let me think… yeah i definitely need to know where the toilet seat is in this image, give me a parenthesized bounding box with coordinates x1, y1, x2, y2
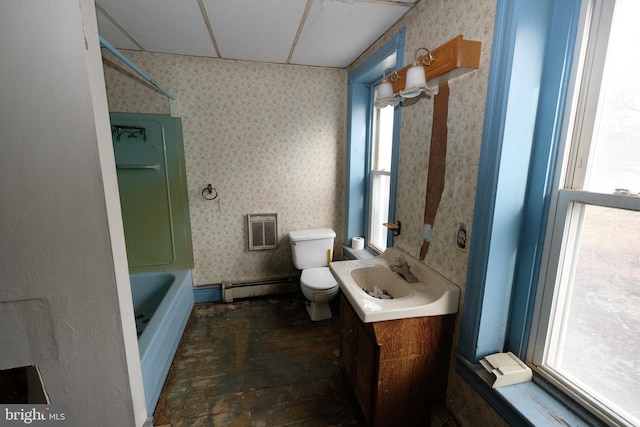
(300, 267, 337, 290)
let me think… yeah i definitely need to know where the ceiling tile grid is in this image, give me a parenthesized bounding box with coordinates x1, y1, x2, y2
(290, 0, 413, 67)
(97, 0, 418, 68)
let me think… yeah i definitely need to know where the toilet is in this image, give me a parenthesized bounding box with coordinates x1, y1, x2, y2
(288, 228, 339, 321)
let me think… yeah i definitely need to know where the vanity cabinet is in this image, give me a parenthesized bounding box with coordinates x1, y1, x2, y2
(340, 294, 455, 427)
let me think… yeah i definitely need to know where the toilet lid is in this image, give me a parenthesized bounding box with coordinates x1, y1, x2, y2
(301, 267, 337, 290)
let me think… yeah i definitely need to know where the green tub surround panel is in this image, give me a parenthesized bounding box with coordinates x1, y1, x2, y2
(110, 113, 193, 273)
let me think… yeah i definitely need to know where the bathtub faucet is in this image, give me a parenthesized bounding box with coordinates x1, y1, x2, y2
(390, 256, 419, 283)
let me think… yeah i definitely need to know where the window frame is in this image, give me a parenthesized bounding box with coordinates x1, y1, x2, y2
(528, 0, 640, 420)
(532, 189, 640, 347)
(367, 103, 395, 253)
(346, 30, 404, 253)
(455, 0, 607, 424)
(526, 0, 640, 424)
(367, 169, 391, 252)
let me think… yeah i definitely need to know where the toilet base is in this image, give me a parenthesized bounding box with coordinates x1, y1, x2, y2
(305, 300, 332, 321)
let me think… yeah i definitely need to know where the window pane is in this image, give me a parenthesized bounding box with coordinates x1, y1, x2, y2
(372, 105, 394, 172)
(585, 0, 640, 194)
(549, 205, 640, 425)
(369, 172, 390, 252)
(368, 90, 394, 251)
(533, 0, 640, 424)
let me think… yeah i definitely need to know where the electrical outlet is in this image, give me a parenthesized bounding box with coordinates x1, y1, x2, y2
(456, 224, 467, 250)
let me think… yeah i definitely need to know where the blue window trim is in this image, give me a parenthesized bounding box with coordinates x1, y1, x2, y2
(455, 0, 605, 425)
(346, 29, 405, 248)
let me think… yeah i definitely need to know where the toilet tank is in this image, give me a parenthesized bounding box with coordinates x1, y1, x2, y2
(289, 228, 336, 269)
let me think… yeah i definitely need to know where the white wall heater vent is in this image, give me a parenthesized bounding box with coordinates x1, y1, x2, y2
(247, 213, 278, 250)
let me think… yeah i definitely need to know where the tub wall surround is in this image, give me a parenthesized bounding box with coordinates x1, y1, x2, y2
(103, 52, 347, 287)
(111, 113, 194, 273)
(350, 0, 507, 425)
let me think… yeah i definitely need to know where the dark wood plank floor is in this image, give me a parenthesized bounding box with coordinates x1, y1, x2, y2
(153, 293, 365, 427)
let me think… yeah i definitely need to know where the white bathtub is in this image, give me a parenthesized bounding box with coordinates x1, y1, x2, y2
(130, 270, 194, 414)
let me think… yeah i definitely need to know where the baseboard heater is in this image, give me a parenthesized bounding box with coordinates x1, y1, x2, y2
(222, 276, 298, 302)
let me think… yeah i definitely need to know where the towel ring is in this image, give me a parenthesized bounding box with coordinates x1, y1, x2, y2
(201, 184, 218, 201)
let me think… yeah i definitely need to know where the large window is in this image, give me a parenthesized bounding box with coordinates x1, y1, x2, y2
(458, 0, 638, 425)
(367, 102, 394, 252)
(345, 30, 404, 253)
(529, 0, 640, 424)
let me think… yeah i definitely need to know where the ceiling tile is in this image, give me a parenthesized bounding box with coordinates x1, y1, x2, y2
(97, 0, 217, 57)
(202, 0, 307, 64)
(290, 0, 411, 68)
(96, 9, 139, 51)
(96, 0, 419, 68)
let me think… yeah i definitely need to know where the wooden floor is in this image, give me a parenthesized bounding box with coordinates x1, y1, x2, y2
(154, 293, 365, 427)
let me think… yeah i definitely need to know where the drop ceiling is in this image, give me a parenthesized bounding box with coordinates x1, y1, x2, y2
(96, 0, 419, 69)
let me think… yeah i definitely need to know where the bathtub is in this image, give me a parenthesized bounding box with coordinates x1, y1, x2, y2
(130, 270, 194, 415)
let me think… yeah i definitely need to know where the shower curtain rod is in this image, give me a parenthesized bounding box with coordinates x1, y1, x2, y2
(99, 36, 176, 101)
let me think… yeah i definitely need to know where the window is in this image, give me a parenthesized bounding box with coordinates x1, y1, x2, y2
(346, 30, 404, 253)
(457, 0, 635, 425)
(529, 0, 640, 424)
(367, 101, 394, 252)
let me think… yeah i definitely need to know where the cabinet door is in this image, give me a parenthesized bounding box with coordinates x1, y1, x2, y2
(340, 296, 356, 382)
(353, 323, 377, 424)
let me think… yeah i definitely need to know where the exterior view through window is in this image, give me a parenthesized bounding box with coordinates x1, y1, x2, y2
(368, 95, 394, 253)
(531, 0, 640, 425)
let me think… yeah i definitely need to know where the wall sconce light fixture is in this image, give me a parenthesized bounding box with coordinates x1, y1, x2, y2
(372, 35, 482, 109)
(399, 48, 438, 99)
(374, 68, 401, 108)
(374, 48, 438, 108)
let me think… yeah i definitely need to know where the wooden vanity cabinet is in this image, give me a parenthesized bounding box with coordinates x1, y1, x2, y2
(340, 294, 455, 427)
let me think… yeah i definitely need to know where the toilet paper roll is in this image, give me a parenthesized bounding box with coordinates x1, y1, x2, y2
(351, 237, 365, 250)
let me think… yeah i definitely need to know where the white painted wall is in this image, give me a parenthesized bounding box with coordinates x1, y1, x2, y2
(0, 0, 146, 425)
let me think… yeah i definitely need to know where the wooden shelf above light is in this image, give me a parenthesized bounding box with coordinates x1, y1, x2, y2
(391, 35, 481, 94)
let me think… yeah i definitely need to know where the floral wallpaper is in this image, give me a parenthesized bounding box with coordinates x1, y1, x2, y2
(353, 0, 496, 291)
(352, 0, 506, 425)
(103, 51, 347, 286)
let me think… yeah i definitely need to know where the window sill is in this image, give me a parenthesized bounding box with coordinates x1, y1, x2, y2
(342, 245, 378, 261)
(455, 353, 603, 426)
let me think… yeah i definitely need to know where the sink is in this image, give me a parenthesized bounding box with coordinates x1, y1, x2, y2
(330, 247, 460, 323)
(350, 266, 413, 299)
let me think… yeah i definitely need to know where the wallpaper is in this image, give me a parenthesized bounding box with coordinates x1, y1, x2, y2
(103, 51, 347, 286)
(351, 0, 505, 425)
(352, 0, 496, 291)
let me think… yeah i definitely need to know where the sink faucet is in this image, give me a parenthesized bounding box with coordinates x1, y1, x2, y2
(390, 256, 419, 282)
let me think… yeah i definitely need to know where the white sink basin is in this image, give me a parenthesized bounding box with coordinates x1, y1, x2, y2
(350, 266, 413, 299)
(330, 247, 460, 323)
